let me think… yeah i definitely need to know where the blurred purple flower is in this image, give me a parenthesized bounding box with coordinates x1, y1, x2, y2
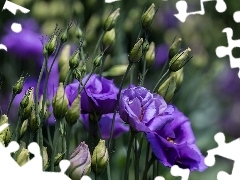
(80, 74, 119, 114)
(156, 8, 178, 29)
(154, 44, 169, 68)
(82, 113, 129, 139)
(119, 86, 174, 132)
(1, 18, 43, 60)
(146, 106, 207, 171)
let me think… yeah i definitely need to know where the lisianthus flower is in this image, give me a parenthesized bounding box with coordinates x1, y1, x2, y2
(1, 18, 43, 60)
(82, 113, 129, 139)
(146, 106, 207, 171)
(80, 74, 119, 114)
(119, 86, 174, 132)
(154, 44, 169, 68)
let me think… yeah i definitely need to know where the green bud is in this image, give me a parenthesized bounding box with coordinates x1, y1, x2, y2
(169, 48, 191, 72)
(45, 34, 58, 56)
(157, 75, 177, 103)
(102, 64, 128, 77)
(0, 115, 10, 145)
(16, 145, 29, 166)
(170, 68, 184, 92)
(76, 26, 83, 39)
(65, 95, 80, 126)
(43, 146, 48, 169)
(145, 42, 155, 68)
(61, 20, 75, 43)
(128, 38, 144, 63)
(103, 8, 120, 31)
(59, 65, 70, 83)
(102, 28, 116, 54)
(73, 68, 82, 82)
(19, 119, 28, 140)
(29, 109, 39, 132)
(143, 39, 149, 52)
(52, 83, 69, 120)
(38, 95, 48, 121)
(169, 38, 182, 60)
(141, 3, 156, 29)
(58, 45, 71, 70)
(91, 139, 109, 174)
(69, 50, 81, 70)
(93, 54, 103, 67)
(13, 76, 25, 95)
(20, 87, 34, 120)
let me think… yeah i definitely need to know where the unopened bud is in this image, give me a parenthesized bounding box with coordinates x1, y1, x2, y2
(29, 109, 39, 132)
(169, 48, 191, 72)
(76, 26, 83, 39)
(61, 20, 75, 43)
(141, 3, 156, 29)
(128, 38, 144, 63)
(13, 76, 25, 95)
(65, 95, 80, 126)
(45, 34, 58, 56)
(54, 153, 64, 166)
(20, 87, 34, 120)
(43, 147, 48, 169)
(102, 28, 116, 54)
(104, 8, 120, 31)
(19, 119, 28, 140)
(69, 142, 91, 180)
(69, 50, 81, 70)
(93, 54, 103, 67)
(91, 139, 109, 174)
(170, 68, 184, 92)
(169, 38, 182, 60)
(52, 83, 69, 120)
(145, 42, 155, 68)
(58, 45, 71, 70)
(16, 144, 29, 166)
(0, 115, 10, 145)
(157, 75, 177, 103)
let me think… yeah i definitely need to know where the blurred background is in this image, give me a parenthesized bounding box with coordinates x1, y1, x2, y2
(0, 0, 240, 179)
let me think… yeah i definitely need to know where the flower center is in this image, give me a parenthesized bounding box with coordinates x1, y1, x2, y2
(167, 137, 177, 144)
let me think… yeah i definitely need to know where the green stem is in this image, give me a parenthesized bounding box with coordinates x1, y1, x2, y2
(124, 131, 135, 180)
(108, 63, 133, 150)
(13, 113, 23, 142)
(107, 163, 112, 180)
(78, 66, 96, 94)
(92, 31, 104, 60)
(142, 156, 155, 180)
(64, 69, 73, 87)
(152, 69, 170, 93)
(134, 135, 139, 180)
(6, 94, 16, 116)
(29, 132, 34, 145)
(66, 124, 72, 159)
(51, 120, 60, 171)
(47, 124, 53, 150)
(99, 54, 106, 77)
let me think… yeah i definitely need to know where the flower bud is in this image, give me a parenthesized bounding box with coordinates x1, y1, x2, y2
(128, 38, 144, 63)
(141, 3, 156, 29)
(69, 142, 91, 180)
(19, 119, 28, 140)
(169, 38, 182, 60)
(143, 39, 149, 52)
(103, 8, 120, 31)
(52, 83, 69, 120)
(20, 87, 34, 120)
(45, 34, 58, 56)
(91, 139, 109, 174)
(169, 48, 191, 72)
(61, 20, 75, 43)
(145, 42, 155, 68)
(76, 26, 83, 39)
(69, 50, 81, 70)
(16, 144, 29, 166)
(170, 68, 184, 92)
(157, 75, 177, 103)
(12, 76, 25, 95)
(73, 69, 83, 82)
(38, 95, 48, 121)
(58, 45, 71, 70)
(43, 147, 48, 169)
(102, 64, 128, 77)
(29, 109, 39, 133)
(93, 54, 103, 68)
(65, 95, 81, 126)
(102, 28, 116, 54)
(0, 115, 10, 145)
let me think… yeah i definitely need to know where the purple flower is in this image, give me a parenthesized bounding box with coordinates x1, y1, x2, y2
(154, 44, 169, 68)
(80, 74, 119, 114)
(1, 18, 43, 60)
(82, 113, 129, 139)
(146, 106, 207, 171)
(119, 86, 174, 132)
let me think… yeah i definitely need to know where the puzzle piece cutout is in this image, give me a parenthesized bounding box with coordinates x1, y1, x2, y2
(0, 1, 30, 51)
(215, 11, 240, 78)
(154, 165, 190, 180)
(174, 0, 227, 22)
(205, 132, 240, 180)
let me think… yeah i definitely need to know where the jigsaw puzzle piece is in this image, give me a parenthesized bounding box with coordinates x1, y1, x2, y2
(154, 176, 165, 180)
(170, 165, 190, 180)
(233, 11, 240, 23)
